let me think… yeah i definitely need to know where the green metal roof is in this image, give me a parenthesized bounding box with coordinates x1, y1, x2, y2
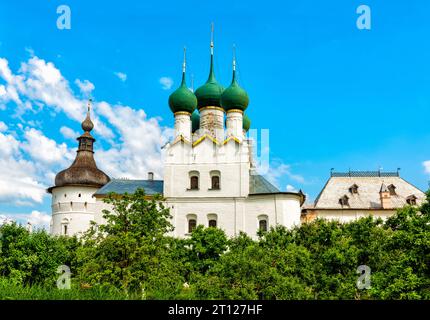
(95, 179, 164, 196)
(249, 174, 279, 194)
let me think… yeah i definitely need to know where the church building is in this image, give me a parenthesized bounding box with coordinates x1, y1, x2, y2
(48, 34, 305, 238)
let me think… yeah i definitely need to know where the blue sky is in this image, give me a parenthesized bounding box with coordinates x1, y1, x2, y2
(1, 0, 430, 226)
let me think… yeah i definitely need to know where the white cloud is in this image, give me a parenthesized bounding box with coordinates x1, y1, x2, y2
(75, 79, 95, 94)
(22, 128, 73, 165)
(286, 184, 298, 192)
(60, 126, 79, 140)
(0, 54, 173, 209)
(114, 72, 127, 82)
(423, 160, 430, 174)
(263, 160, 305, 190)
(0, 121, 7, 132)
(159, 77, 173, 90)
(0, 210, 51, 230)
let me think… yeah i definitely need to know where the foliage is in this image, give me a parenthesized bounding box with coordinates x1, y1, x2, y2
(0, 188, 429, 300)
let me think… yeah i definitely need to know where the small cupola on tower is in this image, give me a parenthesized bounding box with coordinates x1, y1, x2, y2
(168, 47, 197, 141)
(48, 100, 110, 191)
(194, 23, 225, 139)
(379, 182, 391, 209)
(222, 46, 249, 139)
(243, 114, 251, 133)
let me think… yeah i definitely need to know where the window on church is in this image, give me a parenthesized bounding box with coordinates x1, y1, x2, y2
(259, 219, 267, 232)
(190, 176, 199, 190)
(208, 219, 217, 228)
(188, 219, 197, 233)
(211, 176, 220, 189)
(63, 225, 68, 236)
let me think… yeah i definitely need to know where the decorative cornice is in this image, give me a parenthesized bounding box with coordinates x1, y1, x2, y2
(226, 109, 244, 114)
(192, 134, 220, 147)
(172, 135, 191, 145)
(223, 136, 241, 145)
(199, 106, 225, 113)
(174, 111, 191, 117)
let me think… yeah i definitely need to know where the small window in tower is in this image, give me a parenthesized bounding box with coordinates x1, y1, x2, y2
(406, 195, 417, 206)
(63, 225, 68, 236)
(259, 219, 268, 232)
(190, 176, 199, 190)
(387, 184, 396, 196)
(84, 202, 87, 210)
(64, 194, 67, 198)
(339, 195, 349, 206)
(78, 193, 81, 198)
(188, 219, 197, 233)
(349, 184, 359, 194)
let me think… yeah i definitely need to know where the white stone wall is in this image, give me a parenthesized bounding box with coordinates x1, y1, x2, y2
(174, 112, 191, 141)
(226, 110, 243, 140)
(311, 209, 395, 223)
(50, 186, 99, 236)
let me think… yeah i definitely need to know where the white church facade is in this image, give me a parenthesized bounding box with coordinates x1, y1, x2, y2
(48, 38, 305, 238)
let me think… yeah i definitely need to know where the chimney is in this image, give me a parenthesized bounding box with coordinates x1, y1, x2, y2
(148, 172, 154, 181)
(379, 183, 391, 209)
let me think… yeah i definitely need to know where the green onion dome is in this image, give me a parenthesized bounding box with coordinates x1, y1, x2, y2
(168, 71, 197, 114)
(191, 110, 200, 133)
(221, 68, 249, 111)
(243, 114, 251, 132)
(195, 54, 224, 109)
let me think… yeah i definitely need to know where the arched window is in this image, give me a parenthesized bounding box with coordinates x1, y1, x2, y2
(210, 170, 221, 190)
(188, 219, 197, 233)
(186, 214, 197, 233)
(61, 218, 69, 236)
(190, 176, 199, 189)
(259, 219, 268, 232)
(258, 215, 268, 232)
(188, 171, 199, 190)
(207, 214, 217, 228)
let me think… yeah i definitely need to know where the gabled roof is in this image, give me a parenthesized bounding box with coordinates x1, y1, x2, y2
(249, 174, 279, 194)
(314, 171, 425, 209)
(94, 179, 163, 196)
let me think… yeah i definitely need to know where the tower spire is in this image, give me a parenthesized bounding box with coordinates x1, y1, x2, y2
(208, 23, 215, 82)
(232, 44, 237, 82)
(181, 46, 187, 86)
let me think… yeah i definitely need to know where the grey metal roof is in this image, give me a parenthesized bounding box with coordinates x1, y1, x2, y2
(331, 171, 399, 177)
(94, 179, 163, 196)
(249, 174, 280, 194)
(314, 175, 425, 209)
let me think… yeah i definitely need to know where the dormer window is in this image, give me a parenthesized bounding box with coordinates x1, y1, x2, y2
(387, 184, 396, 196)
(406, 195, 417, 206)
(339, 195, 349, 206)
(349, 184, 359, 194)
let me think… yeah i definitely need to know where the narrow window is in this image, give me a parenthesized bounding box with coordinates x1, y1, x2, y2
(259, 219, 268, 232)
(188, 219, 196, 233)
(63, 225, 68, 236)
(211, 176, 220, 190)
(78, 193, 81, 198)
(190, 176, 199, 190)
